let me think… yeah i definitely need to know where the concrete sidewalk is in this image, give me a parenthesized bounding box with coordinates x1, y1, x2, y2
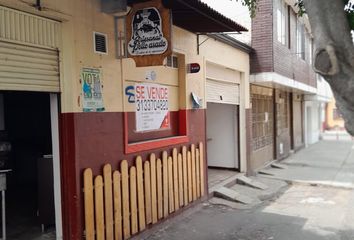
(141, 140, 354, 240)
(259, 140, 354, 188)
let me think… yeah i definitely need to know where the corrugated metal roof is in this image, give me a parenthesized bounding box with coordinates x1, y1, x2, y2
(207, 34, 253, 53)
(128, 0, 248, 33)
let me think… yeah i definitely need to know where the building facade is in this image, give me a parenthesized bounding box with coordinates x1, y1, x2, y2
(304, 75, 332, 145)
(249, 0, 318, 171)
(325, 97, 345, 131)
(0, 0, 250, 239)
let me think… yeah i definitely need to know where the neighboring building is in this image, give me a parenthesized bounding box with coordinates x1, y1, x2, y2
(304, 75, 332, 145)
(249, 0, 318, 171)
(0, 0, 250, 239)
(325, 97, 345, 130)
(200, 34, 252, 173)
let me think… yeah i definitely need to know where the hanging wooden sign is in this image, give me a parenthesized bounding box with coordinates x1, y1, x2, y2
(126, 0, 172, 67)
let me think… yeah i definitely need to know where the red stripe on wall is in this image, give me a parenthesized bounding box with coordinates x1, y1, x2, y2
(124, 110, 189, 154)
(125, 136, 189, 154)
(59, 109, 206, 240)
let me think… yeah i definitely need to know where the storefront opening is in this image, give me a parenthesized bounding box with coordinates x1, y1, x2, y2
(1, 91, 56, 239)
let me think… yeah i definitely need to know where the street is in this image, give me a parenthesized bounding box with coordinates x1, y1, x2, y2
(146, 140, 354, 240)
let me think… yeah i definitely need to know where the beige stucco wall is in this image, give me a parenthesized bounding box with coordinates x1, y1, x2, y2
(0, 0, 210, 113)
(199, 36, 250, 173)
(0, 0, 251, 172)
(326, 98, 345, 129)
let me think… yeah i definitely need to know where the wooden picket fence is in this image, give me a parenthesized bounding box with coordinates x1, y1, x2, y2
(83, 142, 205, 240)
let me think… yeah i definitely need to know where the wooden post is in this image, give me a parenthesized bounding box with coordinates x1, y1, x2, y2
(121, 160, 131, 239)
(103, 164, 114, 240)
(83, 169, 94, 240)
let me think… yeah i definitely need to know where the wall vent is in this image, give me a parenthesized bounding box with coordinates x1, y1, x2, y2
(94, 32, 108, 54)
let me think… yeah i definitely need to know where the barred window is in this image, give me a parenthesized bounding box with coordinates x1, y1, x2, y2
(252, 94, 274, 151)
(276, 92, 289, 133)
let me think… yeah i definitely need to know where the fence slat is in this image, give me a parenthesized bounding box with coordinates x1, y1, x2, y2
(178, 153, 183, 207)
(172, 148, 179, 211)
(196, 149, 201, 198)
(162, 152, 169, 217)
(144, 161, 152, 225)
(95, 175, 105, 240)
(136, 156, 146, 231)
(182, 146, 188, 206)
(103, 164, 114, 240)
(113, 171, 122, 240)
(121, 160, 131, 239)
(83, 144, 205, 240)
(187, 151, 192, 203)
(150, 154, 158, 223)
(199, 142, 205, 197)
(191, 144, 197, 201)
(130, 166, 138, 235)
(156, 158, 163, 220)
(84, 169, 94, 240)
(168, 156, 174, 213)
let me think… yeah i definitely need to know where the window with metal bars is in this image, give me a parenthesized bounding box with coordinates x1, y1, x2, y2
(276, 92, 289, 133)
(252, 94, 274, 151)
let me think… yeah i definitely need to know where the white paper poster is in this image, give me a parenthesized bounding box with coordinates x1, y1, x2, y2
(135, 83, 170, 132)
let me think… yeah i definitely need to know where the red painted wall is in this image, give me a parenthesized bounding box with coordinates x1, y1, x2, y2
(60, 109, 206, 239)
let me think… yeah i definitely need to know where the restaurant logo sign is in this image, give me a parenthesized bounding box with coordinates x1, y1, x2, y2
(128, 7, 168, 56)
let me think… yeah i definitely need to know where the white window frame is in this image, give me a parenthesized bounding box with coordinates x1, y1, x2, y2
(165, 54, 179, 69)
(93, 31, 108, 55)
(277, 0, 287, 45)
(296, 20, 305, 60)
(309, 38, 313, 64)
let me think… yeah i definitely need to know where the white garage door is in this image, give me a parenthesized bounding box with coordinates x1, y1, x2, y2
(206, 62, 240, 105)
(0, 6, 60, 92)
(206, 79, 239, 105)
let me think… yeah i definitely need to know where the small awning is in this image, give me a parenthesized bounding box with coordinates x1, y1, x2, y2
(128, 0, 248, 33)
(162, 0, 248, 33)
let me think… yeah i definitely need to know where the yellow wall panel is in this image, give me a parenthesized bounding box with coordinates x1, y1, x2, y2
(0, 0, 250, 114)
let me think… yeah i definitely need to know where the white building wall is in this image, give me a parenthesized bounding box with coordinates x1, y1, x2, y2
(303, 76, 332, 146)
(304, 101, 321, 146)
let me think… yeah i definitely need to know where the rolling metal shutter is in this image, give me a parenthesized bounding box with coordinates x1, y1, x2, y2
(0, 6, 60, 92)
(206, 79, 240, 105)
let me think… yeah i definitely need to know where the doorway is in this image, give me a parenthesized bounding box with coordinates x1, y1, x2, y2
(206, 102, 240, 189)
(0, 91, 59, 240)
(206, 102, 240, 169)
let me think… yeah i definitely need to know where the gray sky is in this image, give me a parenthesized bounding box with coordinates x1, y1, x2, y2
(201, 0, 250, 23)
(201, 0, 252, 43)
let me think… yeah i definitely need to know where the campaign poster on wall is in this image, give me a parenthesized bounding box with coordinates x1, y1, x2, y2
(81, 68, 105, 112)
(135, 83, 170, 132)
